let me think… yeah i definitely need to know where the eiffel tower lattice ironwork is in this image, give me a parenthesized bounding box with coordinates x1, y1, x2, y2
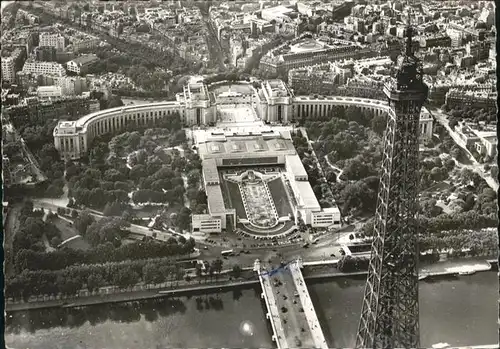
(355, 17, 429, 349)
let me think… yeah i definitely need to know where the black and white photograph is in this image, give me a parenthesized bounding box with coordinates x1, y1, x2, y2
(1, 1, 498, 348)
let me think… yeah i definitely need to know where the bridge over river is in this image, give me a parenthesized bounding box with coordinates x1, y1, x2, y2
(255, 258, 328, 349)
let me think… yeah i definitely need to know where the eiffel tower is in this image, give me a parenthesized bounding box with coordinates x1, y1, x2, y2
(355, 12, 428, 349)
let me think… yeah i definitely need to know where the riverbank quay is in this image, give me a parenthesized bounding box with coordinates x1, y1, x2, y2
(5, 279, 260, 312)
(6, 257, 494, 312)
(302, 257, 494, 280)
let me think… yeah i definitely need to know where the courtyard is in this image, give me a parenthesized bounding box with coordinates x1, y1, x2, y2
(216, 105, 263, 128)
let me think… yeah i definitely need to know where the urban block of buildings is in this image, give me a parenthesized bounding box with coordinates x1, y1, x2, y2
(259, 34, 375, 75)
(454, 121, 497, 158)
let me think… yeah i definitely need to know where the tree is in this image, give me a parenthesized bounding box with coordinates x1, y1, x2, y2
(87, 273, 105, 293)
(342, 156, 376, 181)
(195, 263, 203, 284)
(21, 217, 45, 240)
(3, 141, 22, 158)
(460, 168, 474, 185)
(444, 158, 455, 171)
(113, 268, 139, 289)
(103, 201, 123, 217)
(340, 181, 377, 215)
(130, 164, 147, 181)
(58, 276, 82, 296)
(325, 170, 337, 183)
(50, 236, 62, 247)
(107, 96, 124, 109)
(211, 258, 223, 280)
(430, 167, 444, 181)
(85, 217, 127, 246)
(420, 199, 443, 218)
(490, 166, 498, 178)
(232, 265, 242, 278)
(45, 184, 64, 198)
(74, 210, 95, 235)
(18, 201, 34, 221)
(184, 237, 196, 253)
(208, 265, 215, 282)
(187, 169, 200, 188)
(449, 118, 459, 129)
(177, 207, 192, 231)
(143, 263, 161, 284)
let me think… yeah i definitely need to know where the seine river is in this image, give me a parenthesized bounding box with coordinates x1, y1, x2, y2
(5, 272, 498, 349)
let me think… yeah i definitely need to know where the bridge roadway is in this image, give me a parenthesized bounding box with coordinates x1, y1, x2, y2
(255, 259, 328, 349)
(288, 261, 329, 349)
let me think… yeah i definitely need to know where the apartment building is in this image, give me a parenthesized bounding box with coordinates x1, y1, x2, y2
(57, 76, 88, 95)
(419, 34, 451, 48)
(1, 57, 16, 84)
(467, 40, 491, 62)
(4, 95, 99, 125)
(35, 46, 57, 62)
(447, 28, 464, 48)
(260, 38, 373, 75)
(39, 32, 66, 51)
(22, 61, 66, 77)
(37, 86, 63, 99)
(69, 37, 100, 53)
(288, 63, 351, 94)
(445, 88, 497, 109)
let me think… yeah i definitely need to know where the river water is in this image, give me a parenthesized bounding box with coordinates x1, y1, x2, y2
(5, 272, 498, 349)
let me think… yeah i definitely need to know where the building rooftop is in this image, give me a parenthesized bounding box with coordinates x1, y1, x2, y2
(264, 79, 291, 98)
(73, 101, 179, 129)
(202, 159, 220, 184)
(206, 185, 226, 214)
(261, 5, 295, 17)
(185, 82, 209, 101)
(197, 136, 295, 158)
(270, 35, 359, 60)
(70, 54, 99, 65)
(294, 180, 321, 210)
(285, 155, 308, 178)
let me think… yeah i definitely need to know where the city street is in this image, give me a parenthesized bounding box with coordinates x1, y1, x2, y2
(198, 4, 226, 70)
(198, 227, 356, 268)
